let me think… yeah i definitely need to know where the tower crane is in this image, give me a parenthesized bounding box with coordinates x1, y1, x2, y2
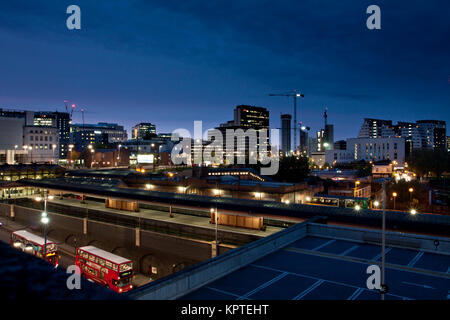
(63, 100, 76, 120)
(269, 90, 304, 152)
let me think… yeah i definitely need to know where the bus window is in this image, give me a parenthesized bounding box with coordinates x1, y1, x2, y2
(120, 263, 132, 272)
(112, 277, 132, 288)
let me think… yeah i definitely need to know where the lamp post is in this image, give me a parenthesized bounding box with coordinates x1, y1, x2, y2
(88, 145, 94, 168)
(68, 144, 74, 168)
(90, 149, 95, 168)
(211, 186, 220, 255)
(354, 180, 360, 197)
(35, 190, 53, 261)
(381, 181, 386, 300)
(392, 192, 397, 210)
(117, 144, 122, 167)
(41, 212, 49, 259)
(52, 144, 57, 164)
(408, 188, 414, 202)
(210, 207, 219, 256)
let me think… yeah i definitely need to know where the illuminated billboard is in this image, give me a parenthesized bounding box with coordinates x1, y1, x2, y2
(137, 154, 154, 164)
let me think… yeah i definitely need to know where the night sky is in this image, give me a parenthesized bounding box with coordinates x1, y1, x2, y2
(0, 0, 448, 141)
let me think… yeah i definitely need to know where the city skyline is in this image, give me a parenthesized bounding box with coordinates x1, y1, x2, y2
(0, 1, 448, 141)
(0, 1, 450, 304)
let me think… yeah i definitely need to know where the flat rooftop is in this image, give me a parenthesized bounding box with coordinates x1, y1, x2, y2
(181, 235, 450, 300)
(129, 218, 450, 300)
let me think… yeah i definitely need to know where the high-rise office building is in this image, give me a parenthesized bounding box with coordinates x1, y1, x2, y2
(358, 118, 393, 139)
(0, 108, 69, 159)
(214, 105, 270, 164)
(70, 122, 128, 151)
(132, 123, 157, 140)
(324, 124, 334, 149)
(233, 105, 269, 129)
(316, 108, 334, 152)
(300, 125, 310, 154)
(33, 111, 70, 159)
(323, 108, 334, 150)
(416, 120, 446, 150)
(358, 118, 446, 151)
(281, 114, 291, 156)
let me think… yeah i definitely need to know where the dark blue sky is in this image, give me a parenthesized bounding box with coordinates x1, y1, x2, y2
(0, 0, 448, 140)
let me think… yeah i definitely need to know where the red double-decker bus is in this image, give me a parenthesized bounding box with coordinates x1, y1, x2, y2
(75, 246, 134, 293)
(10, 230, 59, 267)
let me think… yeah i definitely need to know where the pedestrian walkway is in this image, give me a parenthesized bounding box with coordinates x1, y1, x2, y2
(45, 197, 283, 237)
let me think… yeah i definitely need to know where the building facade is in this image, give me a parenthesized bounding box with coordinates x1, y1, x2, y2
(70, 122, 128, 151)
(281, 114, 291, 156)
(0, 108, 70, 160)
(132, 123, 157, 140)
(358, 118, 446, 151)
(213, 105, 271, 165)
(358, 118, 393, 139)
(416, 120, 446, 150)
(326, 137, 406, 166)
(23, 125, 59, 163)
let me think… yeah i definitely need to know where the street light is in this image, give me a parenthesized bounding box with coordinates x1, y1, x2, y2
(410, 209, 417, 215)
(392, 192, 397, 210)
(354, 181, 360, 197)
(373, 200, 380, 208)
(355, 205, 361, 211)
(35, 190, 53, 214)
(381, 180, 387, 300)
(90, 148, 95, 168)
(41, 211, 49, 259)
(117, 144, 122, 166)
(210, 206, 218, 256)
(408, 188, 414, 202)
(52, 144, 57, 164)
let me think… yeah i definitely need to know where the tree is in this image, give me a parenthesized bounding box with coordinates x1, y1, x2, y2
(408, 149, 450, 179)
(273, 156, 310, 183)
(355, 161, 372, 178)
(335, 160, 372, 177)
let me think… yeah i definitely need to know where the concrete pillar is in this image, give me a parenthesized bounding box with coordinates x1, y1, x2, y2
(10, 204, 15, 220)
(135, 227, 140, 247)
(211, 241, 218, 258)
(83, 217, 88, 235)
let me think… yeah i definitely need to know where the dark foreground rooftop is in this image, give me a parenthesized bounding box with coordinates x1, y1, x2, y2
(181, 235, 450, 300)
(129, 218, 450, 300)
